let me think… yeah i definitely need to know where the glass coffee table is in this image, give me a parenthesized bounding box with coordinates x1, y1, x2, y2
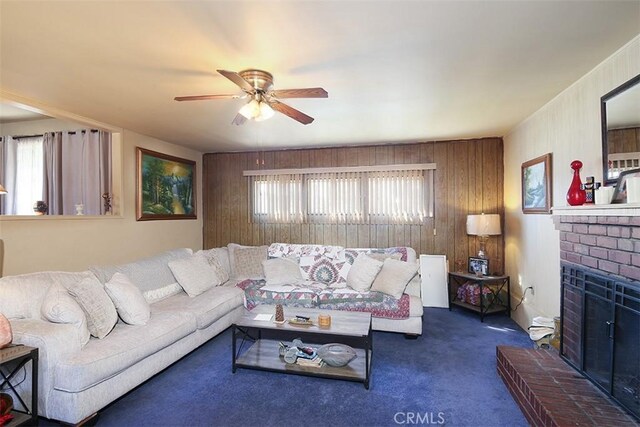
(232, 305, 373, 389)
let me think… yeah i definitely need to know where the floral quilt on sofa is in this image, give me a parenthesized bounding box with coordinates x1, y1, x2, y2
(236, 279, 410, 319)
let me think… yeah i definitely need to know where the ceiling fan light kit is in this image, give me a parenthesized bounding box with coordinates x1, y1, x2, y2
(175, 68, 328, 125)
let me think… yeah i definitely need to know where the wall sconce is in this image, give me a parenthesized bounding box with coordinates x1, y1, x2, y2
(466, 213, 501, 259)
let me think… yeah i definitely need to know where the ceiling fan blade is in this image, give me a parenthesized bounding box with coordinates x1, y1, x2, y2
(217, 69, 255, 93)
(232, 113, 247, 126)
(271, 88, 328, 99)
(270, 101, 314, 125)
(174, 94, 241, 101)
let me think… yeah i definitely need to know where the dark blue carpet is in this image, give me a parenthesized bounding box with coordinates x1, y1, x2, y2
(53, 309, 532, 426)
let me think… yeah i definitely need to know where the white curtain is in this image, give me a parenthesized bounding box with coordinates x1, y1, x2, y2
(0, 136, 44, 215)
(44, 130, 112, 215)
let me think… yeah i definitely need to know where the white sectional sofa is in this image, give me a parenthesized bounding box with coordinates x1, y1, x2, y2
(0, 243, 423, 424)
(0, 248, 245, 425)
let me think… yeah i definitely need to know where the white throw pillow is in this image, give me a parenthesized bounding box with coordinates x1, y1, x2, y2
(195, 251, 230, 285)
(370, 258, 419, 299)
(196, 247, 231, 277)
(67, 276, 118, 339)
(169, 255, 218, 297)
(227, 243, 268, 279)
(41, 282, 91, 346)
(346, 253, 383, 292)
(105, 273, 151, 325)
(262, 257, 303, 286)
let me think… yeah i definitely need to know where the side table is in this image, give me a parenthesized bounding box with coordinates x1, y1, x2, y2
(447, 272, 510, 322)
(0, 345, 38, 427)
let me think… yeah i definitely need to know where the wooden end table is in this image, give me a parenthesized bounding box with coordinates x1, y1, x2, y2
(0, 345, 38, 427)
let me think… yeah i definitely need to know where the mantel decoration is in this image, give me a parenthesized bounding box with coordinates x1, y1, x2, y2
(566, 160, 586, 206)
(521, 153, 552, 214)
(136, 148, 196, 221)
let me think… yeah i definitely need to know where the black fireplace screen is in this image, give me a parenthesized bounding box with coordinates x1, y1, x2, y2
(560, 262, 639, 420)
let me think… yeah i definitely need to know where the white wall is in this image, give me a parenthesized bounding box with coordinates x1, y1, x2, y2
(0, 117, 83, 135)
(0, 129, 203, 275)
(504, 36, 640, 330)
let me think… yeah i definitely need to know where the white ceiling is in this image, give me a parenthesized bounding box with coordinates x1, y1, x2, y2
(1, 1, 638, 152)
(0, 102, 49, 123)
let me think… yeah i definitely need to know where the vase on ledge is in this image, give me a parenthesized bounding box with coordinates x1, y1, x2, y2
(566, 160, 586, 206)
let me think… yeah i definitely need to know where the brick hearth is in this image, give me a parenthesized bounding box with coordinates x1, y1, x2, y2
(497, 346, 638, 426)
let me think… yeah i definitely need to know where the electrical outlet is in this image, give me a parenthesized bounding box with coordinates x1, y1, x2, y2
(529, 286, 535, 296)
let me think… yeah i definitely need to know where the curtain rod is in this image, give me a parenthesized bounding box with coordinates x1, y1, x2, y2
(3, 129, 100, 140)
(243, 163, 437, 177)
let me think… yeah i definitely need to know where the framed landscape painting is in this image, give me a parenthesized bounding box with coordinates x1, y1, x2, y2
(136, 147, 196, 221)
(521, 153, 552, 214)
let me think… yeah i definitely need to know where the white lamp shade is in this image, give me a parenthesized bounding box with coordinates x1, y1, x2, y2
(467, 214, 501, 236)
(239, 99, 260, 119)
(254, 102, 275, 121)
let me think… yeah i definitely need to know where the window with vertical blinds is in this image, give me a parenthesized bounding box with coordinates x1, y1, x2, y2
(245, 164, 435, 224)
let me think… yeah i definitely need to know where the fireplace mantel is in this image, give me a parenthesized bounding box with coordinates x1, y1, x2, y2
(552, 203, 640, 217)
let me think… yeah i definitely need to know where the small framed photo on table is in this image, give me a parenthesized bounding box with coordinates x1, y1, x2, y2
(468, 257, 489, 276)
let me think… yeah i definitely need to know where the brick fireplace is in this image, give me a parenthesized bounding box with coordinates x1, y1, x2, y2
(498, 209, 640, 425)
(556, 211, 639, 421)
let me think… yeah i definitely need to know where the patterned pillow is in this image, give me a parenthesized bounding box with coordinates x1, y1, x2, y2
(67, 277, 118, 339)
(228, 244, 268, 279)
(299, 255, 349, 285)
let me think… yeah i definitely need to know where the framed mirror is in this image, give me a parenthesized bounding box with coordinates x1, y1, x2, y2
(0, 96, 122, 217)
(601, 74, 640, 185)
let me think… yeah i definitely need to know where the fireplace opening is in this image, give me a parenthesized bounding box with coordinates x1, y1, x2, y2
(561, 262, 640, 420)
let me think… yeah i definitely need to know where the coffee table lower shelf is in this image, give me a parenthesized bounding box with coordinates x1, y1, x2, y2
(234, 339, 371, 387)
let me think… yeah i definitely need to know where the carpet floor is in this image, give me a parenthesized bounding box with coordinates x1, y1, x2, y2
(45, 308, 533, 427)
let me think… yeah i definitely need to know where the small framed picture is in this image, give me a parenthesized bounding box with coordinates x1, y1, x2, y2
(468, 257, 489, 276)
(611, 168, 640, 204)
(521, 153, 552, 214)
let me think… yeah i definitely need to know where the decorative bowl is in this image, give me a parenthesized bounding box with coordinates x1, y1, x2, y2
(317, 343, 357, 367)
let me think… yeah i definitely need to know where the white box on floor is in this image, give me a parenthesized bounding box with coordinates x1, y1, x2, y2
(419, 254, 448, 308)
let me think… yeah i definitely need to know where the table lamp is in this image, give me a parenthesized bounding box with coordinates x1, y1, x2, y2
(466, 213, 501, 259)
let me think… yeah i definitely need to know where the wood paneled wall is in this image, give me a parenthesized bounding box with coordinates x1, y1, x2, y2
(203, 138, 505, 274)
(608, 127, 640, 154)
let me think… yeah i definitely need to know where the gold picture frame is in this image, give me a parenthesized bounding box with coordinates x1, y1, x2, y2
(521, 153, 552, 214)
(136, 147, 196, 221)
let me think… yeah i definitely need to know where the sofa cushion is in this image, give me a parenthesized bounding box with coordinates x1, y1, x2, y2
(67, 276, 118, 339)
(195, 247, 231, 278)
(263, 257, 303, 286)
(89, 248, 193, 294)
(169, 256, 219, 297)
(41, 282, 91, 347)
(105, 273, 150, 325)
(142, 283, 183, 303)
(152, 286, 244, 330)
(346, 253, 383, 292)
(370, 258, 419, 299)
(53, 310, 196, 393)
(0, 271, 96, 320)
(228, 244, 268, 279)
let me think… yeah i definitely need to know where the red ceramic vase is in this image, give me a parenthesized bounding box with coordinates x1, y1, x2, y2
(566, 160, 586, 206)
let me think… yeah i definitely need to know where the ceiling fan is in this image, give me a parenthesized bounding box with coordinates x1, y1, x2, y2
(174, 69, 328, 125)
